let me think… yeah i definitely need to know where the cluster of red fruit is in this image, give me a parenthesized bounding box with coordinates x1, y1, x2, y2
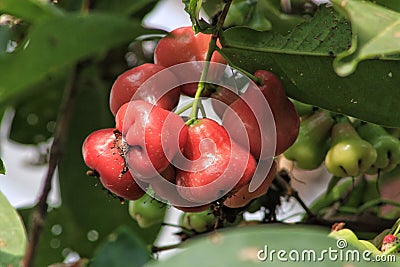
(82, 26, 300, 213)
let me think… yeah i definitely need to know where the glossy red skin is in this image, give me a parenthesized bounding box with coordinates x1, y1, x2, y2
(224, 161, 277, 208)
(120, 101, 188, 179)
(176, 118, 257, 203)
(154, 26, 225, 97)
(223, 98, 267, 159)
(223, 71, 299, 158)
(210, 86, 239, 119)
(109, 63, 181, 116)
(82, 128, 145, 200)
(254, 70, 300, 155)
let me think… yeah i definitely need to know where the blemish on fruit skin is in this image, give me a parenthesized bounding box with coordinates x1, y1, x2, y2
(0, 237, 6, 248)
(209, 232, 223, 245)
(238, 247, 259, 262)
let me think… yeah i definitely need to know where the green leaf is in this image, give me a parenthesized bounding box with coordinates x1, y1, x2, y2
(331, 0, 400, 76)
(0, 13, 161, 106)
(257, 0, 305, 34)
(91, 226, 151, 267)
(183, 0, 210, 33)
(94, 0, 159, 17)
(146, 225, 398, 266)
(9, 72, 65, 144)
(373, 0, 400, 12)
(0, 158, 5, 175)
(0, 0, 63, 23)
(221, 6, 400, 127)
(0, 25, 12, 53)
(0, 190, 27, 266)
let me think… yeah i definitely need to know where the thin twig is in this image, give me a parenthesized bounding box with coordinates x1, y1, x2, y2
(275, 172, 315, 218)
(151, 243, 182, 253)
(23, 65, 81, 267)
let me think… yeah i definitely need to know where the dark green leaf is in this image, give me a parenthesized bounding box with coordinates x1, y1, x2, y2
(0, 25, 12, 53)
(221, 6, 400, 127)
(146, 225, 399, 267)
(0, 190, 27, 266)
(94, 0, 159, 17)
(0, 0, 63, 23)
(331, 0, 400, 76)
(369, 0, 400, 13)
(0, 158, 5, 175)
(9, 72, 65, 144)
(0, 13, 161, 107)
(91, 226, 151, 267)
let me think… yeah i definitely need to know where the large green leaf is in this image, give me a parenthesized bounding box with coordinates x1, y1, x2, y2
(221, 6, 400, 127)
(94, 0, 159, 17)
(372, 0, 400, 12)
(91, 226, 151, 267)
(146, 225, 399, 266)
(0, 13, 160, 107)
(0, 190, 27, 266)
(20, 66, 162, 267)
(0, 0, 63, 23)
(331, 0, 400, 76)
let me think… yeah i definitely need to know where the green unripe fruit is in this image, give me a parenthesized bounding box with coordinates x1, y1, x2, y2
(357, 123, 400, 173)
(325, 121, 377, 177)
(180, 209, 217, 233)
(290, 99, 314, 117)
(129, 192, 166, 228)
(284, 110, 334, 170)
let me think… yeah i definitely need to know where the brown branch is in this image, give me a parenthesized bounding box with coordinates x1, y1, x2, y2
(303, 213, 397, 233)
(275, 172, 315, 218)
(23, 64, 81, 267)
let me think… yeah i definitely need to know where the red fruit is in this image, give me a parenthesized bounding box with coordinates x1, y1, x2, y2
(222, 71, 299, 158)
(82, 128, 145, 200)
(224, 160, 277, 208)
(109, 63, 181, 116)
(120, 101, 188, 179)
(210, 86, 239, 119)
(175, 118, 257, 203)
(154, 26, 225, 97)
(381, 234, 399, 252)
(254, 70, 300, 155)
(383, 234, 397, 245)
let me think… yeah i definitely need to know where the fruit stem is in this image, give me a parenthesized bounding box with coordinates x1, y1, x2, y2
(215, 47, 262, 85)
(175, 101, 194, 115)
(199, 100, 207, 118)
(187, 0, 233, 124)
(392, 218, 400, 236)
